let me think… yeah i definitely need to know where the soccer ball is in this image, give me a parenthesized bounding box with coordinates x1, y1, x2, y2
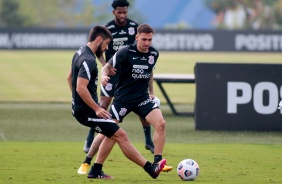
(177, 159, 200, 181)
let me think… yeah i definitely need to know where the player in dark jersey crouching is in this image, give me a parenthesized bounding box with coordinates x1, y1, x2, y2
(67, 25, 166, 179)
(101, 23, 172, 173)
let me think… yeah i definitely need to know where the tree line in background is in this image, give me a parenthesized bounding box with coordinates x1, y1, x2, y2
(0, 0, 104, 27)
(0, 0, 142, 28)
(1, 0, 282, 30)
(205, 0, 282, 30)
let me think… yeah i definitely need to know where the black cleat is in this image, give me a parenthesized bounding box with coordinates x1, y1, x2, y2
(87, 168, 113, 179)
(146, 159, 166, 179)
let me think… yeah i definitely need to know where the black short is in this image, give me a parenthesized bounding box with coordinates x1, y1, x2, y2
(109, 98, 159, 122)
(100, 74, 118, 97)
(74, 110, 120, 138)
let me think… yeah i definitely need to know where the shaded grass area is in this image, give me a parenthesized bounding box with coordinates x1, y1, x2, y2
(1, 102, 282, 144)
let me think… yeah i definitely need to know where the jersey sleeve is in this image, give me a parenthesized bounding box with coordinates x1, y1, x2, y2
(77, 58, 96, 81)
(108, 46, 128, 68)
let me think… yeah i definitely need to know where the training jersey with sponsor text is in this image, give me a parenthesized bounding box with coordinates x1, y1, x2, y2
(71, 46, 98, 114)
(104, 19, 138, 61)
(108, 44, 159, 103)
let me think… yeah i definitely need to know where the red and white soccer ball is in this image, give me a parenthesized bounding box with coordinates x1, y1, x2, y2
(177, 159, 200, 181)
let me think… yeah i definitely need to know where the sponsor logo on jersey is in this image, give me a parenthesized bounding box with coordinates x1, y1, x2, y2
(119, 30, 126, 35)
(133, 57, 139, 60)
(141, 57, 147, 60)
(112, 32, 118, 36)
(128, 27, 135, 35)
(105, 83, 113, 91)
(132, 72, 151, 79)
(113, 37, 128, 51)
(113, 37, 128, 42)
(148, 55, 154, 64)
(119, 108, 127, 116)
(133, 65, 148, 69)
(132, 64, 151, 79)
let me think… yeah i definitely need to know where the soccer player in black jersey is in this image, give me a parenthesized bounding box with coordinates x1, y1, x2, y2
(83, 0, 155, 155)
(101, 23, 172, 174)
(67, 25, 166, 179)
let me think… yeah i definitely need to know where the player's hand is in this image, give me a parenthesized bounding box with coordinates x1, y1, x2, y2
(96, 107, 112, 119)
(108, 67, 117, 76)
(101, 76, 110, 86)
(149, 94, 155, 100)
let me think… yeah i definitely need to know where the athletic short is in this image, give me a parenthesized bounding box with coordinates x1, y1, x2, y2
(109, 98, 159, 122)
(100, 74, 118, 97)
(74, 110, 120, 138)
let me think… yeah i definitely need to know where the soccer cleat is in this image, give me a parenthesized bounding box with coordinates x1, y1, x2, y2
(83, 141, 90, 153)
(145, 143, 154, 154)
(162, 165, 173, 172)
(87, 170, 113, 179)
(147, 159, 166, 179)
(77, 163, 90, 174)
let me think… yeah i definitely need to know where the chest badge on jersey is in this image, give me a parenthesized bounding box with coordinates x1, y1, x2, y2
(119, 108, 127, 116)
(148, 55, 155, 65)
(128, 27, 135, 35)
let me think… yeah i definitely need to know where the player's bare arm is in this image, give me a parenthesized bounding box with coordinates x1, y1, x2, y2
(148, 71, 155, 99)
(76, 77, 111, 119)
(67, 66, 73, 91)
(98, 55, 107, 66)
(101, 63, 116, 86)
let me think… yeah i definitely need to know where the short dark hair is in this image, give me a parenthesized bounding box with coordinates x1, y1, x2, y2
(111, 0, 129, 9)
(137, 24, 155, 34)
(88, 25, 113, 42)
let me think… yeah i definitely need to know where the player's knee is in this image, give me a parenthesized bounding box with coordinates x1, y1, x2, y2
(155, 119, 166, 132)
(114, 128, 129, 143)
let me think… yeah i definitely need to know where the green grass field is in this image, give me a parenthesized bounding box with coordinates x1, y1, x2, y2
(0, 51, 282, 183)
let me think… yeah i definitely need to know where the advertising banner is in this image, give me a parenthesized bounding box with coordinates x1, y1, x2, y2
(195, 63, 282, 131)
(0, 28, 282, 52)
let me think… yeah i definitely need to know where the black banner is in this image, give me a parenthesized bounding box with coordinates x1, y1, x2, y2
(0, 28, 282, 52)
(195, 63, 282, 131)
(0, 28, 88, 50)
(153, 30, 282, 52)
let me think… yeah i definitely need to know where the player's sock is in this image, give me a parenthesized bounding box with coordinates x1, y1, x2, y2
(143, 126, 152, 144)
(86, 128, 95, 147)
(154, 155, 162, 163)
(143, 161, 152, 172)
(84, 156, 92, 165)
(93, 163, 103, 171)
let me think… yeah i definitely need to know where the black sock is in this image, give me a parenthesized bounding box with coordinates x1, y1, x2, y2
(143, 126, 152, 144)
(143, 161, 152, 172)
(84, 156, 92, 165)
(154, 155, 162, 163)
(93, 163, 103, 171)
